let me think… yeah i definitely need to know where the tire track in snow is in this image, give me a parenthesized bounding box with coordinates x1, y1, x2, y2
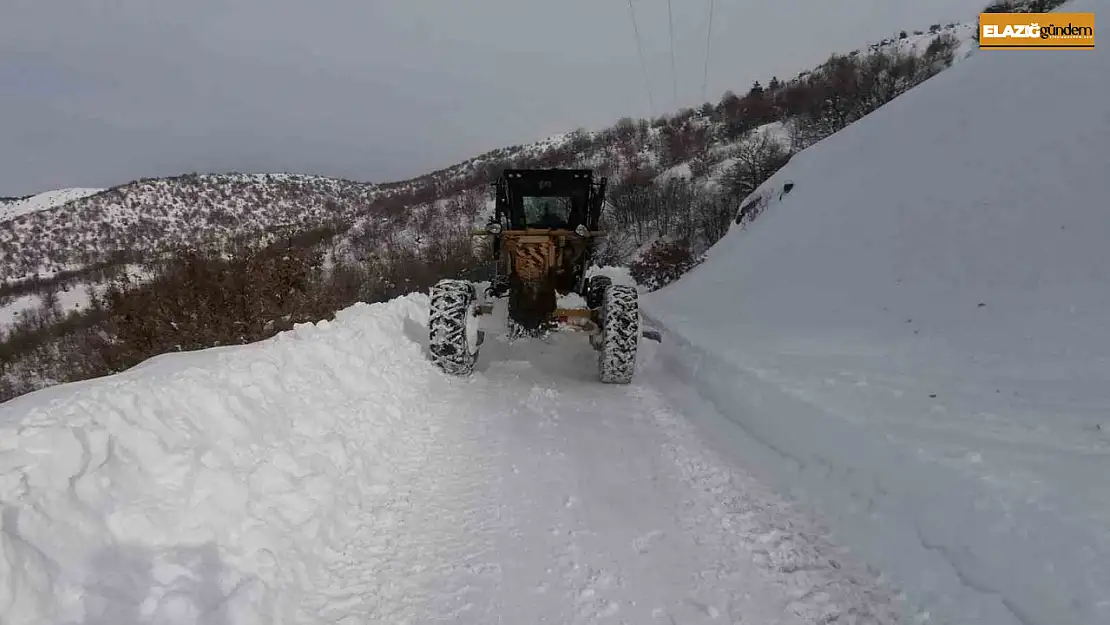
(458, 323, 894, 624)
(296, 365, 508, 623)
(631, 382, 902, 624)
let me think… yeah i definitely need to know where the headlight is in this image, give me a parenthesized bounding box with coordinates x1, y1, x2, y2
(486, 222, 503, 234)
(574, 224, 589, 237)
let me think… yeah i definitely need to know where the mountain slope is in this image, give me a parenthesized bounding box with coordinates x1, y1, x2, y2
(0, 174, 384, 282)
(644, 1, 1110, 624)
(0, 19, 973, 289)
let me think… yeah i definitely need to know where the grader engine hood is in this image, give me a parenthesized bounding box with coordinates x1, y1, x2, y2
(492, 169, 605, 292)
(504, 231, 590, 285)
(506, 234, 556, 282)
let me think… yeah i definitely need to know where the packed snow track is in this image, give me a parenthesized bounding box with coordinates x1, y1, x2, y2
(0, 293, 900, 624)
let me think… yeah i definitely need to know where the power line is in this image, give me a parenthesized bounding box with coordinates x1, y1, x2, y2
(702, 0, 715, 104)
(667, 0, 678, 110)
(626, 0, 655, 118)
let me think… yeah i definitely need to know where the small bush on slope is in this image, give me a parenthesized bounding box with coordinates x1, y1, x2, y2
(0, 229, 480, 401)
(590, 32, 961, 271)
(89, 246, 330, 371)
(973, 1, 1069, 42)
(982, 0, 1069, 12)
(725, 132, 793, 202)
(630, 239, 704, 291)
(785, 43, 958, 151)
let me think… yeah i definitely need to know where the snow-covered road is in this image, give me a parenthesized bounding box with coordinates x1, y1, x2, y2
(0, 293, 899, 624)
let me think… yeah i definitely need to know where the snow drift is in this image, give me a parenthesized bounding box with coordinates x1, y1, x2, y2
(0, 296, 462, 623)
(644, 2, 1110, 624)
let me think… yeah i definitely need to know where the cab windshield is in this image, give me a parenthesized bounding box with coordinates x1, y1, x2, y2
(522, 196, 573, 228)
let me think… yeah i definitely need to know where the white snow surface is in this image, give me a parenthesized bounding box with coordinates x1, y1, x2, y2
(0, 293, 904, 624)
(1, 265, 150, 333)
(585, 265, 636, 289)
(0, 294, 39, 328)
(644, 2, 1110, 624)
(0, 283, 94, 330)
(0, 188, 103, 221)
(556, 292, 587, 309)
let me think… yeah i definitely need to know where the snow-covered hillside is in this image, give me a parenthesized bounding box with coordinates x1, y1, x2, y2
(644, 1, 1110, 623)
(0, 188, 104, 221)
(0, 283, 92, 327)
(0, 174, 386, 283)
(0, 16, 975, 291)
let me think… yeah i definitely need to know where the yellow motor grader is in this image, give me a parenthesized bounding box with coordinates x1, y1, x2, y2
(427, 168, 642, 384)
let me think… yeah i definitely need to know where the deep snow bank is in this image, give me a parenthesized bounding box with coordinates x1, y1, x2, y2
(644, 1, 1110, 623)
(0, 295, 480, 623)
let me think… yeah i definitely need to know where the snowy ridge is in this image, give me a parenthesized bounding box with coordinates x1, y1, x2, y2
(0, 188, 104, 221)
(0, 264, 150, 334)
(0, 173, 382, 283)
(644, 0, 1110, 622)
(0, 283, 93, 328)
(860, 22, 978, 63)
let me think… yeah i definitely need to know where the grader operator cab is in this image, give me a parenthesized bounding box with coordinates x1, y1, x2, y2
(427, 168, 641, 384)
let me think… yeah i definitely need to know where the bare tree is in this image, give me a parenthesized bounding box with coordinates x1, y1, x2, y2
(694, 191, 736, 248)
(726, 130, 792, 202)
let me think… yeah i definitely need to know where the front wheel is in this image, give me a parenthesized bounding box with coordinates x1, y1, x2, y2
(598, 284, 639, 384)
(429, 279, 480, 376)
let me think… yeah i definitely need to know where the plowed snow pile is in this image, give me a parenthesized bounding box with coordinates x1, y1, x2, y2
(644, 2, 1110, 624)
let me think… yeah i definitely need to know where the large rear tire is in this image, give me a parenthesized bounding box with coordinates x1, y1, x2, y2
(429, 279, 480, 376)
(598, 284, 639, 384)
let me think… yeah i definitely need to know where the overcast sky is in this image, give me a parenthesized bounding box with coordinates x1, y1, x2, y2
(1, 0, 985, 196)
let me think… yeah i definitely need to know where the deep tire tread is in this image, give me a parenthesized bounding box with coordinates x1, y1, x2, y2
(598, 284, 639, 384)
(429, 279, 478, 376)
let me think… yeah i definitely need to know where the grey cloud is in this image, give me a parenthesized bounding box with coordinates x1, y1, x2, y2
(1, 0, 984, 196)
